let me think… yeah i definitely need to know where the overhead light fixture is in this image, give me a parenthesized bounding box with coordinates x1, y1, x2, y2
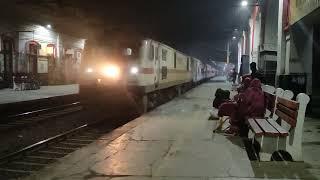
(241, 0, 248, 7)
(46, 24, 52, 29)
(232, 36, 237, 40)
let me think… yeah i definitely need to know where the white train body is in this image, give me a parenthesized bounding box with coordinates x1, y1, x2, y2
(191, 57, 205, 83)
(79, 38, 216, 110)
(205, 64, 216, 79)
(126, 39, 192, 93)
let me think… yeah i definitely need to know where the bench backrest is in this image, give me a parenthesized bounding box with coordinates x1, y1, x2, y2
(262, 85, 275, 94)
(262, 85, 296, 119)
(262, 86, 286, 119)
(263, 85, 276, 116)
(283, 90, 294, 100)
(275, 97, 299, 127)
(275, 93, 310, 130)
(265, 92, 275, 114)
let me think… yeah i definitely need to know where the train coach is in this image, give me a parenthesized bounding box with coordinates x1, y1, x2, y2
(79, 38, 215, 113)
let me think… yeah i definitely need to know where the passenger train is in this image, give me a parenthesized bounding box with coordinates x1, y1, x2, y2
(79, 39, 216, 113)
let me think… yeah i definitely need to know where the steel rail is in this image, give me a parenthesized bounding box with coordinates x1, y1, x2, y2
(7, 102, 81, 119)
(0, 124, 88, 164)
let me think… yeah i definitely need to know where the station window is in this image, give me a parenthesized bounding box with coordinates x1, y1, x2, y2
(149, 45, 154, 60)
(174, 52, 176, 68)
(162, 49, 167, 61)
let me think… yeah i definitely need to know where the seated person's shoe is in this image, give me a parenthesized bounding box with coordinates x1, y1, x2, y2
(223, 127, 239, 136)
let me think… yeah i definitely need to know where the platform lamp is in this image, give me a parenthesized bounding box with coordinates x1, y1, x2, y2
(241, 0, 248, 7)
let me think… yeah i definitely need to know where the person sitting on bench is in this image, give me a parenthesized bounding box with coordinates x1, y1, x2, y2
(211, 77, 251, 120)
(237, 77, 252, 93)
(250, 62, 265, 84)
(225, 78, 265, 136)
(209, 88, 231, 120)
(234, 77, 252, 102)
(213, 88, 231, 109)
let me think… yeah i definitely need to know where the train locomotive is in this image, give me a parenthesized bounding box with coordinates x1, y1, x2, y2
(79, 38, 216, 113)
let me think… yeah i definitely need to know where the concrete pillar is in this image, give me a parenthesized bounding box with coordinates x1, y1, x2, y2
(56, 33, 60, 62)
(237, 41, 242, 73)
(258, 0, 279, 85)
(276, 0, 285, 85)
(249, 7, 261, 65)
(227, 42, 230, 64)
(285, 35, 290, 74)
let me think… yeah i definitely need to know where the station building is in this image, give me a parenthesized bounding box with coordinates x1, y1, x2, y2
(246, 0, 320, 113)
(288, 0, 320, 96)
(247, 0, 280, 85)
(0, 23, 85, 89)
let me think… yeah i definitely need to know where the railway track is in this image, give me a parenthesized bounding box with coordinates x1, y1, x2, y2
(0, 102, 83, 132)
(0, 122, 116, 179)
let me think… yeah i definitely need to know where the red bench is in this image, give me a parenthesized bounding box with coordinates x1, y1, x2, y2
(248, 93, 310, 161)
(263, 86, 294, 120)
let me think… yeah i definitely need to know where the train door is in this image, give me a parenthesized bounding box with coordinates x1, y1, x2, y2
(2, 37, 13, 88)
(191, 58, 196, 82)
(198, 62, 201, 80)
(154, 43, 160, 88)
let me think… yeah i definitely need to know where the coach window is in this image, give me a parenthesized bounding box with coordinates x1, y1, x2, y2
(174, 52, 176, 68)
(162, 49, 167, 61)
(187, 58, 189, 71)
(149, 45, 154, 60)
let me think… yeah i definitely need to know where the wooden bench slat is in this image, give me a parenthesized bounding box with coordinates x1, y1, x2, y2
(266, 118, 289, 137)
(248, 118, 263, 137)
(277, 103, 298, 119)
(277, 97, 299, 110)
(254, 118, 280, 137)
(275, 109, 297, 127)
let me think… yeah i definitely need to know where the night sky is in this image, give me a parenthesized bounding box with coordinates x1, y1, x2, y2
(2, 0, 251, 62)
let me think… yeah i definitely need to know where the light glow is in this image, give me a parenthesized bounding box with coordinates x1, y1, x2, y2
(46, 46, 54, 55)
(86, 68, 93, 73)
(241, 0, 248, 7)
(46, 24, 52, 29)
(130, 66, 139, 74)
(102, 65, 120, 79)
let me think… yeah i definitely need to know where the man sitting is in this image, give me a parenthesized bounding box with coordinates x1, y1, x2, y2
(218, 78, 265, 136)
(234, 77, 252, 102)
(210, 77, 251, 120)
(250, 62, 265, 84)
(209, 88, 231, 120)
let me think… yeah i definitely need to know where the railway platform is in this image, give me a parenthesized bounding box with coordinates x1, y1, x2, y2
(23, 78, 320, 180)
(0, 84, 79, 117)
(0, 84, 78, 105)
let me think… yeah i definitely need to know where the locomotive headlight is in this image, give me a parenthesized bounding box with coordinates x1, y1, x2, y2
(86, 67, 93, 73)
(101, 65, 120, 79)
(130, 66, 139, 74)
